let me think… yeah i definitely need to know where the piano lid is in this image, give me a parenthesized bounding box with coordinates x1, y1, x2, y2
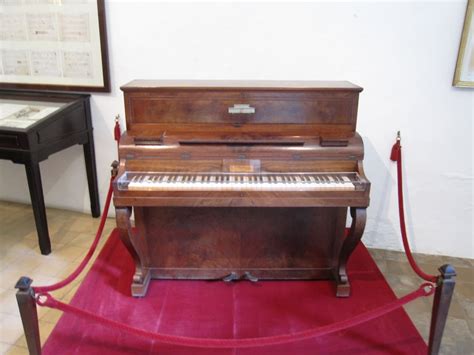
(121, 80, 363, 92)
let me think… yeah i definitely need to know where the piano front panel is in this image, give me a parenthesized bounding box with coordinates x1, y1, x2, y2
(121, 159, 359, 174)
(118, 132, 365, 161)
(127, 123, 355, 141)
(126, 91, 356, 124)
(123, 88, 360, 140)
(135, 206, 347, 279)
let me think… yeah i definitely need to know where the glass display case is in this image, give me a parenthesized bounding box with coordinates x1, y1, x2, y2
(0, 90, 101, 255)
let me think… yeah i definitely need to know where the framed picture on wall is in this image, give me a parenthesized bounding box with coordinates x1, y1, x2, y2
(0, 0, 110, 92)
(453, 0, 474, 88)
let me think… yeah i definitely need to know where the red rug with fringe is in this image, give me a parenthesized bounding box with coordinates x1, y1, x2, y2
(42, 230, 427, 354)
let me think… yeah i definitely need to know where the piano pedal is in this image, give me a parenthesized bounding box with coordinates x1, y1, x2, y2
(222, 272, 239, 282)
(243, 271, 259, 283)
(222, 272, 259, 283)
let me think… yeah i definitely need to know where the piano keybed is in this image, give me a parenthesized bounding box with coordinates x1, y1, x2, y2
(117, 172, 365, 192)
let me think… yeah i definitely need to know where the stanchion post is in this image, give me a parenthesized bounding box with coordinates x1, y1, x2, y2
(15, 276, 42, 355)
(428, 264, 456, 355)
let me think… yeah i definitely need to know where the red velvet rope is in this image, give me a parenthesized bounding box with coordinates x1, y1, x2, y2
(36, 283, 434, 349)
(33, 178, 114, 294)
(31, 127, 439, 348)
(32, 119, 121, 294)
(390, 137, 438, 283)
(114, 116, 121, 143)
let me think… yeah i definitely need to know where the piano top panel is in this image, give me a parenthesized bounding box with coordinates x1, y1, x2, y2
(121, 80, 363, 143)
(121, 80, 363, 92)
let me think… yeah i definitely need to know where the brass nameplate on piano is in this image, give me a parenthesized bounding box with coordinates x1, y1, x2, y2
(228, 104, 255, 114)
(223, 159, 261, 173)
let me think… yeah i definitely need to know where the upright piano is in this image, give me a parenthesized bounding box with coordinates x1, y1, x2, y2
(113, 80, 370, 297)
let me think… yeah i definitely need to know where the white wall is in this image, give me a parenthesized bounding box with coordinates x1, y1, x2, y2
(1, 0, 472, 258)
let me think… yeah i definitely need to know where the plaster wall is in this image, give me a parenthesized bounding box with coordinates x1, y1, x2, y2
(0, 1, 472, 258)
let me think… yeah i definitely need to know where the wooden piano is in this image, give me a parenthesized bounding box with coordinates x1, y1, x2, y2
(113, 80, 370, 297)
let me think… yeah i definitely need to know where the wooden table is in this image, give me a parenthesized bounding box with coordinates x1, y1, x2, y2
(0, 90, 100, 255)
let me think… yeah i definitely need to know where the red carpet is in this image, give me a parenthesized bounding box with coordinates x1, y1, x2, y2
(42, 230, 427, 354)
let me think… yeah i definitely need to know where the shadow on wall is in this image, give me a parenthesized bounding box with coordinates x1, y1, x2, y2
(360, 136, 402, 251)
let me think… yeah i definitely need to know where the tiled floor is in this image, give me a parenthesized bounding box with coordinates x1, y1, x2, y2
(0, 201, 472, 354)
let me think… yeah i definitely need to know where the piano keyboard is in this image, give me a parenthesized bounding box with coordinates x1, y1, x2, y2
(119, 173, 359, 192)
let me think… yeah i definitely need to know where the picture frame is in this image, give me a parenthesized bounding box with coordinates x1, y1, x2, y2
(0, 0, 110, 92)
(453, 0, 474, 88)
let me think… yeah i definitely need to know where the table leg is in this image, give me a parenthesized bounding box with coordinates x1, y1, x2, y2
(82, 97, 100, 218)
(83, 132, 100, 218)
(25, 162, 51, 255)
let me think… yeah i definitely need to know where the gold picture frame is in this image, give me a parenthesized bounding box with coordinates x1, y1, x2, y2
(454, 0, 474, 87)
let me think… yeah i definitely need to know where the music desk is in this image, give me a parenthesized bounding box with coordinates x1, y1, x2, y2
(0, 90, 100, 255)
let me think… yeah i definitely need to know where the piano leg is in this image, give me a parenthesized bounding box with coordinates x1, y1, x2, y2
(115, 207, 151, 297)
(336, 207, 367, 297)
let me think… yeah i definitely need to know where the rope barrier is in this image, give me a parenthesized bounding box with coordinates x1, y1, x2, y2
(114, 115, 121, 144)
(29, 128, 439, 348)
(33, 118, 121, 294)
(35, 283, 434, 349)
(32, 178, 114, 294)
(390, 133, 438, 283)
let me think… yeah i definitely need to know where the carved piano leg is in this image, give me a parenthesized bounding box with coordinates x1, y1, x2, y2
(336, 207, 367, 297)
(115, 207, 151, 297)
